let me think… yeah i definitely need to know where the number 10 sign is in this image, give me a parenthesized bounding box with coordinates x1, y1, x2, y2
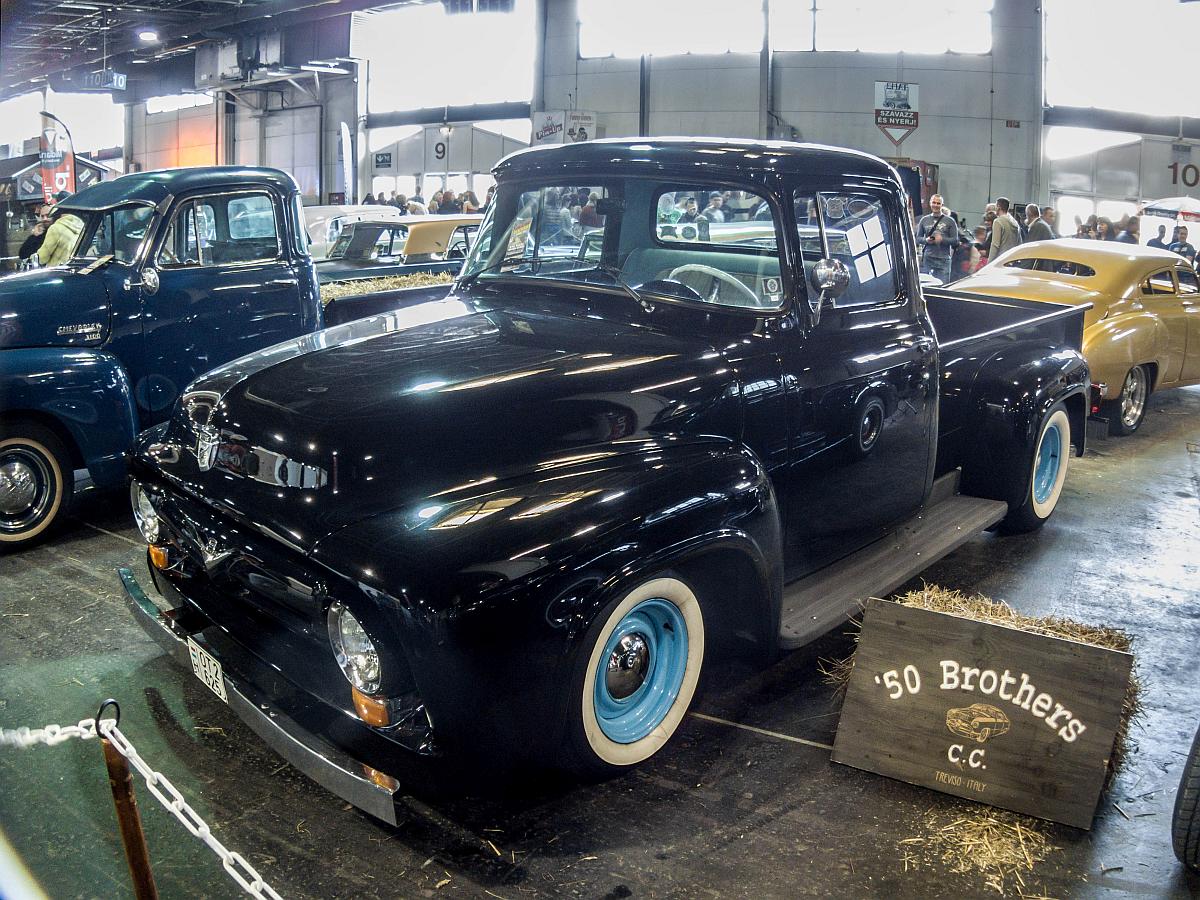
(831, 599, 1133, 829)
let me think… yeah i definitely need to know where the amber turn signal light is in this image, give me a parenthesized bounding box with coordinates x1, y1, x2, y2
(352, 686, 390, 727)
(148, 544, 170, 569)
(362, 765, 400, 792)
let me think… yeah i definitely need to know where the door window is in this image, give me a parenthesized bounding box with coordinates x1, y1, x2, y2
(1143, 270, 1177, 295)
(809, 192, 899, 309)
(1175, 266, 1199, 295)
(157, 192, 281, 267)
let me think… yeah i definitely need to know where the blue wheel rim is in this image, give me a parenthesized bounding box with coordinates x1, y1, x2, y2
(594, 598, 688, 744)
(1033, 421, 1062, 504)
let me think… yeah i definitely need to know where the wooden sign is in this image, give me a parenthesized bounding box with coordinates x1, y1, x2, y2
(832, 598, 1133, 829)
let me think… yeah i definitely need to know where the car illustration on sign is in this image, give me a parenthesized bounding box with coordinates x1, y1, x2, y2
(946, 703, 1012, 743)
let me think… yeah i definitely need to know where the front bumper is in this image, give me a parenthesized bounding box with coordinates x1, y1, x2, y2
(117, 564, 405, 825)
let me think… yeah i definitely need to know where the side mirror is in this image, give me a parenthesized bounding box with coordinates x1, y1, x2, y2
(806, 258, 849, 325)
(140, 266, 160, 295)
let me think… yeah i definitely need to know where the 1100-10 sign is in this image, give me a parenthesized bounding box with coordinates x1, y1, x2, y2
(1169, 162, 1199, 189)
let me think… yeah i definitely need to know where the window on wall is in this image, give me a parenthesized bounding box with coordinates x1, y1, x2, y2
(1046, 0, 1199, 117)
(47, 90, 125, 153)
(581, 0, 991, 57)
(352, 2, 533, 111)
(814, 0, 992, 53)
(579, 0, 762, 57)
(145, 93, 214, 115)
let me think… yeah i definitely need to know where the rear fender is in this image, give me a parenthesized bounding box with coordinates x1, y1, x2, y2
(0, 347, 138, 488)
(957, 342, 1089, 503)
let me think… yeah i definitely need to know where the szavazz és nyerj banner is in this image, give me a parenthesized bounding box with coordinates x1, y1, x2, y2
(39, 112, 76, 204)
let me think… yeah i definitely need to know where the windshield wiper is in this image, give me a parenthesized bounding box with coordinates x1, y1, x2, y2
(75, 254, 116, 274)
(456, 255, 537, 289)
(458, 258, 650, 310)
(557, 262, 649, 309)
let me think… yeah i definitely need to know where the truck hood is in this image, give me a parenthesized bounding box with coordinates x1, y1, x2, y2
(150, 295, 738, 550)
(0, 266, 112, 349)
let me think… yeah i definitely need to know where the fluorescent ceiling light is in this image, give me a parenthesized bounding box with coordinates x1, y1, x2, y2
(137, 29, 159, 42)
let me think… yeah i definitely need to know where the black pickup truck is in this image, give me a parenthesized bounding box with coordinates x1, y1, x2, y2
(120, 139, 1090, 823)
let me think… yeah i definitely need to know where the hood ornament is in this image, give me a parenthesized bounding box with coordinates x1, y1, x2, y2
(194, 424, 220, 471)
(201, 535, 231, 568)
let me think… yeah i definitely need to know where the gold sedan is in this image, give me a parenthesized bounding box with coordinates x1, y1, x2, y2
(954, 239, 1200, 434)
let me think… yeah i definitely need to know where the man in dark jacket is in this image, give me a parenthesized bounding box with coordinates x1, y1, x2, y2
(17, 204, 50, 262)
(1026, 204, 1054, 243)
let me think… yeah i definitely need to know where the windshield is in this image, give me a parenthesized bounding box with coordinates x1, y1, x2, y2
(461, 177, 787, 312)
(70, 205, 155, 264)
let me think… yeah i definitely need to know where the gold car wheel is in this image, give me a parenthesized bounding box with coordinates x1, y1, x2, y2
(1118, 366, 1148, 432)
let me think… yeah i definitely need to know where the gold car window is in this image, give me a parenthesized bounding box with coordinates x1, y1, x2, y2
(1144, 270, 1176, 295)
(1001, 257, 1095, 276)
(1175, 266, 1199, 295)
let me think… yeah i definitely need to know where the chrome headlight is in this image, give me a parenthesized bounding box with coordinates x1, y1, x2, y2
(327, 600, 382, 694)
(130, 480, 160, 544)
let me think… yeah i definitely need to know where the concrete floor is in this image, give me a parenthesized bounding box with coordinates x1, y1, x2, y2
(2, 389, 1199, 899)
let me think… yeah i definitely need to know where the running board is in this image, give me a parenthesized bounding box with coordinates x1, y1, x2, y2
(777, 474, 1008, 650)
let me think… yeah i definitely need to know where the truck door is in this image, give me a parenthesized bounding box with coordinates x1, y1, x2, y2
(137, 189, 306, 423)
(776, 187, 937, 581)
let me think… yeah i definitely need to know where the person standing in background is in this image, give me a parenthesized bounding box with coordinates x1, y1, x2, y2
(988, 198, 1017, 262)
(37, 211, 85, 266)
(915, 194, 958, 284)
(1147, 224, 1170, 250)
(988, 197, 1022, 262)
(1169, 226, 1197, 262)
(1041, 206, 1058, 239)
(17, 204, 51, 263)
(1026, 204, 1053, 243)
(1115, 217, 1139, 244)
(702, 192, 726, 223)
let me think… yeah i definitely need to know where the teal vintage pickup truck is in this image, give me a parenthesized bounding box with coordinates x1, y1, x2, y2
(0, 165, 449, 547)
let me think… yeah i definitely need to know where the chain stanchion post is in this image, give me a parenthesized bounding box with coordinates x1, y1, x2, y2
(97, 700, 159, 900)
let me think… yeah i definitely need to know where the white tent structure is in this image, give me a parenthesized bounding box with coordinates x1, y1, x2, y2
(371, 124, 527, 198)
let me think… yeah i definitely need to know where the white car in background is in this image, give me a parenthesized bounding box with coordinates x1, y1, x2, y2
(304, 204, 406, 259)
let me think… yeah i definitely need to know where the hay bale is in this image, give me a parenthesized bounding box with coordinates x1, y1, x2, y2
(821, 585, 1142, 894)
(319, 271, 453, 304)
(819, 584, 1142, 775)
(898, 804, 1060, 896)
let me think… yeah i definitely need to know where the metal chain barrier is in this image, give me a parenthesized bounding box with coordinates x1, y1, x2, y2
(0, 716, 283, 899)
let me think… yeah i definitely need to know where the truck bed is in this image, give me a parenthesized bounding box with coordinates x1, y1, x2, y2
(776, 288, 1089, 649)
(924, 287, 1087, 354)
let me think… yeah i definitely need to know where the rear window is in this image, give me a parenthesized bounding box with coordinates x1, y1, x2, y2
(1002, 257, 1096, 276)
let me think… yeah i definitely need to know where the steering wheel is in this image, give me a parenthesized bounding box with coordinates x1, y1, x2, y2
(667, 264, 760, 307)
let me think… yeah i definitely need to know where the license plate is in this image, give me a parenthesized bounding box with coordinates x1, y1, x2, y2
(187, 638, 228, 703)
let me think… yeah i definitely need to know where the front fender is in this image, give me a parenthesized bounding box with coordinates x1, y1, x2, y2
(958, 340, 1089, 503)
(0, 347, 138, 488)
(1085, 312, 1169, 397)
(311, 438, 781, 761)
